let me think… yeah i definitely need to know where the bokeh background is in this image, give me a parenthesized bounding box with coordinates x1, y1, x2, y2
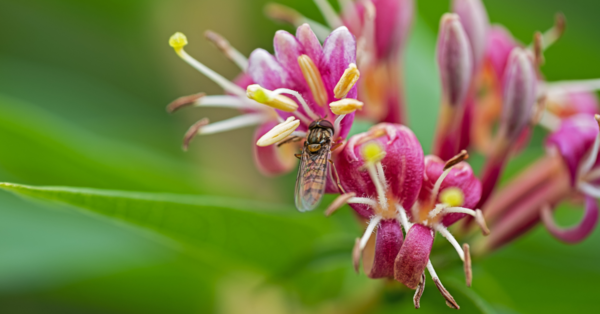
(1, 0, 599, 313)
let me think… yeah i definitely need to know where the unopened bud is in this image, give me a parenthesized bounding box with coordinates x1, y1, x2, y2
(256, 117, 300, 147)
(437, 14, 473, 107)
(334, 63, 360, 99)
(452, 0, 489, 67)
(500, 47, 537, 140)
(246, 84, 298, 112)
(329, 98, 364, 115)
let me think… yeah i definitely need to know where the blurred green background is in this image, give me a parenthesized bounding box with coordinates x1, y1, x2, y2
(1, 0, 599, 313)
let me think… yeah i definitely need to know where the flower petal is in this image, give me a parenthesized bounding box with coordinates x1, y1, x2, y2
(364, 219, 403, 278)
(541, 196, 599, 243)
(296, 23, 323, 66)
(248, 48, 294, 91)
(394, 224, 434, 289)
(322, 26, 357, 99)
(274, 30, 306, 86)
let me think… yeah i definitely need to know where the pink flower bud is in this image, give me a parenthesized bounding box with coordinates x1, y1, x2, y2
(452, 0, 490, 68)
(499, 47, 537, 141)
(437, 13, 474, 107)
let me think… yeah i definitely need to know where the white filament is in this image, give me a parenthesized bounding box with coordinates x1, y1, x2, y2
(178, 50, 246, 97)
(396, 204, 412, 231)
(313, 0, 343, 28)
(366, 164, 388, 210)
(271, 88, 320, 122)
(578, 182, 600, 199)
(431, 168, 452, 203)
(435, 225, 465, 261)
(333, 114, 346, 138)
(347, 197, 378, 207)
(359, 215, 382, 250)
(442, 206, 478, 217)
(544, 79, 600, 96)
(198, 113, 269, 135)
(195, 95, 263, 110)
(579, 134, 600, 178)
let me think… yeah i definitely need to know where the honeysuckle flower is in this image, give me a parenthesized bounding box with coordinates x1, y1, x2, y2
(247, 24, 359, 150)
(266, 0, 414, 124)
(167, 31, 300, 176)
(478, 114, 600, 252)
(326, 124, 489, 308)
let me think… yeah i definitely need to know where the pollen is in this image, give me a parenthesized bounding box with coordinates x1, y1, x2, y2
(329, 98, 364, 115)
(246, 85, 299, 112)
(361, 141, 386, 164)
(439, 187, 465, 207)
(169, 32, 188, 50)
(298, 55, 328, 107)
(334, 63, 360, 99)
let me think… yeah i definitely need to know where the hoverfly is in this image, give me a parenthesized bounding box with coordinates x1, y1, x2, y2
(294, 119, 336, 212)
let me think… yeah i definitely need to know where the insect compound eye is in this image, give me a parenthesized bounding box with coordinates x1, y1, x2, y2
(318, 119, 334, 130)
(308, 120, 318, 129)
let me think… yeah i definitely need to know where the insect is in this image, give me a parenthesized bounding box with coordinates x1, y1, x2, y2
(294, 119, 335, 212)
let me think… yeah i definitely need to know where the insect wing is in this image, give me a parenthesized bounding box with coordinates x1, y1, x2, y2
(294, 143, 331, 212)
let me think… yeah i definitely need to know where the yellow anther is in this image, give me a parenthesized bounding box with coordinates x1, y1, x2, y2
(361, 141, 386, 164)
(246, 84, 299, 112)
(297, 55, 328, 107)
(334, 63, 360, 99)
(169, 32, 188, 51)
(256, 117, 300, 147)
(329, 98, 364, 115)
(439, 187, 465, 207)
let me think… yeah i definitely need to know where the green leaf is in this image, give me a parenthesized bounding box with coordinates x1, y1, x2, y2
(0, 182, 337, 274)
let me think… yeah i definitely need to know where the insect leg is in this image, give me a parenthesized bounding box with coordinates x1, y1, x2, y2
(277, 136, 304, 147)
(329, 158, 347, 194)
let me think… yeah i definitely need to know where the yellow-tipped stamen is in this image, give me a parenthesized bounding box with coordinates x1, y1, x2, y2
(204, 30, 248, 71)
(361, 141, 388, 210)
(246, 84, 299, 112)
(256, 117, 301, 147)
(169, 33, 245, 97)
(439, 187, 465, 208)
(312, 0, 343, 28)
(334, 63, 360, 99)
(431, 151, 469, 203)
(329, 98, 364, 115)
(270, 88, 319, 123)
(298, 54, 329, 107)
(264, 4, 331, 41)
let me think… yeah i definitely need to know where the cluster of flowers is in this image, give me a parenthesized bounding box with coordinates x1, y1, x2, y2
(167, 0, 600, 309)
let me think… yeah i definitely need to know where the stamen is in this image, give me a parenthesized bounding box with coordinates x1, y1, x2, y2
(290, 131, 307, 138)
(443, 207, 490, 235)
(367, 164, 388, 210)
(183, 118, 209, 151)
(414, 272, 426, 309)
(544, 79, 600, 96)
(325, 192, 356, 216)
(435, 225, 465, 261)
(247, 84, 299, 112)
(204, 30, 248, 71)
(298, 55, 329, 107)
(463, 243, 472, 287)
(329, 98, 364, 115)
(256, 117, 301, 147)
(427, 261, 460, 309)
(444, 150, 469, 170)
(541, 12, 566, 51)
(312, 0, 343, 28)
(538, 109, 562, 131)
(360, 216, 382, 250)
(271, 88, 319, 122)
(333, 114, 346, 138)
(167, 92, 206, 113)
(533, 31, 544, 66)
(334, 63, 360, 99)
(169, 33, 246, 97)
(347, 197, 378, 207)
(375, 162, 387, 190)
(396, 204, 412, 232)
(264, 3, 332, 41)
(352, 238, 361, 273)
(579, 114, 600, 177)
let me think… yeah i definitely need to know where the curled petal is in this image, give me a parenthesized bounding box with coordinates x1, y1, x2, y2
(364, 219, 404, 278)
(541, 196, 599, 243)
(394, 224, 434, 289)
(546, 114, 599, 185)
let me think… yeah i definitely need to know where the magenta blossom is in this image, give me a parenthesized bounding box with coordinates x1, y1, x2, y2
(326, 124, 488, 309)
(246, 24, 360, 147)
(266, 0, 414, 124)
